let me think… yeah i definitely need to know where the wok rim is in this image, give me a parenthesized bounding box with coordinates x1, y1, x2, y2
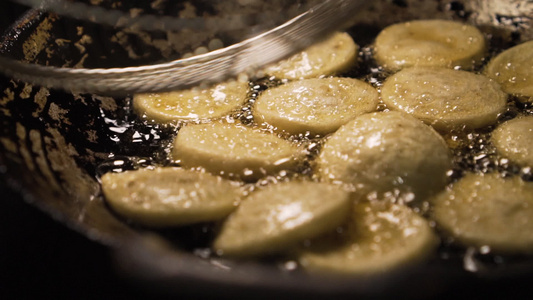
(1, 3, 532, 298)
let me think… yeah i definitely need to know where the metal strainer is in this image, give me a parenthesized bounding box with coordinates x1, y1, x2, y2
(1, 0, 368, 95)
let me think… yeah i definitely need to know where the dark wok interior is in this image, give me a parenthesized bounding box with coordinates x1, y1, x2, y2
(1, 0, 533, 299)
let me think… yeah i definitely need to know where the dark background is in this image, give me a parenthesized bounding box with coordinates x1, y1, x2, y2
(0, 184, 143, 299)
(1, 1, 533, 299)
(0, 2, 158, 299)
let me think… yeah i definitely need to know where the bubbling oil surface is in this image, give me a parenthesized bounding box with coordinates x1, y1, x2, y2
(95, 20, 533, 274)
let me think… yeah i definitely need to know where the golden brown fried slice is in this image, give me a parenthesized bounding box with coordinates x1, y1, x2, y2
(172, 122, 302, 180)
(381, 67, 507, 131)
(317, 111, 452, 203)
(492, 116, 533, 167)
(101, 167, 242, 227)
(374, 20, 486, 71)
(432, 173, 533, 254)
(484, 40, 533, 101)
(134, 80, 249, 124)
(254, 77, 378, 136)
(264, 32, 358, 80)
(213, 181, 351, 257)
(299, 201, 437, 275)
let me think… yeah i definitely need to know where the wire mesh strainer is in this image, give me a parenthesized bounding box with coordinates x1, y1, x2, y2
(1, 0, 368, 95)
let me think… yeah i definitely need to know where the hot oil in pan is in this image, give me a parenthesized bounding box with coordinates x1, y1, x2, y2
(94, 17, 533, 274)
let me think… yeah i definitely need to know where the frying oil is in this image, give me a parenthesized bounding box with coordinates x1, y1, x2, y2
(94, 15, 532, 273)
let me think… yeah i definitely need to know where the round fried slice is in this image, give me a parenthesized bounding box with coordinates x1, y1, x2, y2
(101, 167, 242, 227)
(381, 67, 507, 131)
(254, 77, 379, 136)
(299, 201, 437, 275)
(374, 20, 486, 71)
(133, 80, 249, 124)
(212, 181, 352, 257)
(171, 122, 302, 180)
(432, 173, 533, 254)
(492, 116, 533, 167)
(317, 111, 452, 203)
(264, 32, 358, 80)
(484, 40, 533, 101)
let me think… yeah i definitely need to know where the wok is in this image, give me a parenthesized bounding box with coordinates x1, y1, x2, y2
(1, 0, 532, 298)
